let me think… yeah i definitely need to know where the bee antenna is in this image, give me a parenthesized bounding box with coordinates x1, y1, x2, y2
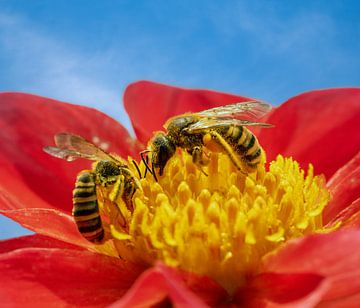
(132, 159, 142, 179)
(140, 150, 153, 177)
(152, 160, 158, 182)
(144, 154, 150, 178)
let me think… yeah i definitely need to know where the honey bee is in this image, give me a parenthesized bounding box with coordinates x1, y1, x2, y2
(44, 133, 141, 243)
(142, 101, 273, 180)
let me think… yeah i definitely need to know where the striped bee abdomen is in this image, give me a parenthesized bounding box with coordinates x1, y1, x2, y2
(222, 125, 263, 169)
(72, 171, 104, 243)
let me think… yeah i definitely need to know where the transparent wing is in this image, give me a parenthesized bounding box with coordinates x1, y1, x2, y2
(43, 146, 97, 162)
(185, 118, 273, 134)
(44, 133, 115, 162)
(196, 101, 272, 120)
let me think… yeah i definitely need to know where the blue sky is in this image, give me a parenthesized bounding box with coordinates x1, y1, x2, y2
(0, 1, 359, 239)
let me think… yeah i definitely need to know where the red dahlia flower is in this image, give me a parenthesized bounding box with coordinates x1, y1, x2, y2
(0, 81, 360, 307)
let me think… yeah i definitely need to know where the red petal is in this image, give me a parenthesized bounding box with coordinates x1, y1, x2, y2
(259, 88, 360, 179)
(236, 272, 327, 308)
(0, 247, 143, 307)
(124, 80, 252, 144)
(0, 234, 84, 253)
(0, 92, 139, 213)
(261, 230, 360, 306)
(317, 292, 360, 308)
(180, 270, 228, 306)
(324, 151, 360, 223)
(0, 208, 92, 249)
(328, 198, 360, 229)
(111, 262, 214, 308)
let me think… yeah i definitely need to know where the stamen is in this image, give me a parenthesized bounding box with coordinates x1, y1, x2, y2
(96, 150, 333, 294)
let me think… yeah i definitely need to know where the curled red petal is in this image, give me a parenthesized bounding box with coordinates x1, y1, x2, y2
(258, 88, 360, 179)
(0, 247, 143, 307)
(111, 262, 212, 308)
(0, 92, 139, 213)
(324, 151, 360, 223)
(328, 198, 360, 230)
(0, 207, 92, 249)
(124, 80, 252, 144)
(0, 234, 85, 254)
(261, 230, 360, 306)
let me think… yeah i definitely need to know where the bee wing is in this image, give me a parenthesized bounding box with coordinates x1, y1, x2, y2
(196, 101, 272, 121)
(43, 146, 97, 161)
(48, 133, 116, 161)
(185, 118, 273, 134)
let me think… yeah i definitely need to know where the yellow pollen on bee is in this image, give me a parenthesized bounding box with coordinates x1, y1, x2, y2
(97, 150, 333, 294)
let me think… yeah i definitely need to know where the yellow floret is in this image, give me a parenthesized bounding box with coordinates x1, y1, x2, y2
(98, 150, 333, 294)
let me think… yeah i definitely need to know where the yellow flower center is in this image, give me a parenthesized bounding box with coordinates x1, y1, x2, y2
(97, 150, 333, 294)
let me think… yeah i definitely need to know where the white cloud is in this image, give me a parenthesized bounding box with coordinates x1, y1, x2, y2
(204, 2, 359, 104)
(0, 12, 133, 131)
(209, 3, 336, 56)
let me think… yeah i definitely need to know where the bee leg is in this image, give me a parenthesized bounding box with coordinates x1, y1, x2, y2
(191, 146, 210, 165)
(191, 146, 209, 176)
(109, 175, 125, 203)
(207, 131, 247, 175)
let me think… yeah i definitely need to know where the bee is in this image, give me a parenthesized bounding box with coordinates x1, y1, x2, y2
(142, 101, 273, 181)
(44, 133, 141, 243)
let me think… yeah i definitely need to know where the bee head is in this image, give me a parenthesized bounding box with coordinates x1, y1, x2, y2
(151, 133, 176, 176)
(95, 160, 120, 184)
